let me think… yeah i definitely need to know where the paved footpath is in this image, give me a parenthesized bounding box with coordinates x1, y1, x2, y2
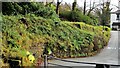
(48, 31, 120, 68)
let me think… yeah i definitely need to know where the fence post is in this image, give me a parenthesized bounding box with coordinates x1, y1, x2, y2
(44, 54, 48, 68)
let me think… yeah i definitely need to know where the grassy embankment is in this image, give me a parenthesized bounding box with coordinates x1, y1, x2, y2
(1, 14, 111, 66)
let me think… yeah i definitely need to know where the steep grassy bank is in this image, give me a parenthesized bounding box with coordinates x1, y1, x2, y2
(1, 14, 111, 66)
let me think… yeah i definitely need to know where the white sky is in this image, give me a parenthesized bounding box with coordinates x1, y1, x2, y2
(56, 0, 119, 12)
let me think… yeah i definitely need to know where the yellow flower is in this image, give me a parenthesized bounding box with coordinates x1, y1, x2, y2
(26, 51, 30, 55)
(28, 54, 35, 63)
(26, 51, 35, 63)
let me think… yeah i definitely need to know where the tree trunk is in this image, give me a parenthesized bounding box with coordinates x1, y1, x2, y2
(56, 0, 60, 15)
(72, 0, 77, 11)
(83, 0, 86, 15)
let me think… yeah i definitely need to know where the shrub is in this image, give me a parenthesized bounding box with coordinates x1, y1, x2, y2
(88, 13, 99, 25)
(2, 2, 60, 21)
(2, 15, 46, 66)
(63, 21, 111, 51)
(59, 11, 71, 21)
(2, 14, 111, 66)
(60, 11, 96, 25)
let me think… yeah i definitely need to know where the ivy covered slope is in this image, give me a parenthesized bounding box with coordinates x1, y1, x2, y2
(2, 14, 111, 61)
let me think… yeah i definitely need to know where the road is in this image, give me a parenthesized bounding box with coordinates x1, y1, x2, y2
(48, 31, 120, 68)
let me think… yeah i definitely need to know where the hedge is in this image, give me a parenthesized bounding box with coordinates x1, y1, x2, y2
(59, 11, 99, 26)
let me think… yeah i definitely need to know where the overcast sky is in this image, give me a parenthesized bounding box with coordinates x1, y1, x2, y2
(56, 0, 119, 12)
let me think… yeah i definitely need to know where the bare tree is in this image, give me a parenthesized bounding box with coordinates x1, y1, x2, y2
(83, 0, 86, 15)
(56, 0, 63, 15)
(87, 1, 96, 16)
(72, 0, 77, 11)
(95, 1, 111, 26)
(59, 2, 71, 11)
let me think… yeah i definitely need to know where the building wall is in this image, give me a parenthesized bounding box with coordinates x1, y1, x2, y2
(111, 14, 116, 28)
(110, 0, 120, 28)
